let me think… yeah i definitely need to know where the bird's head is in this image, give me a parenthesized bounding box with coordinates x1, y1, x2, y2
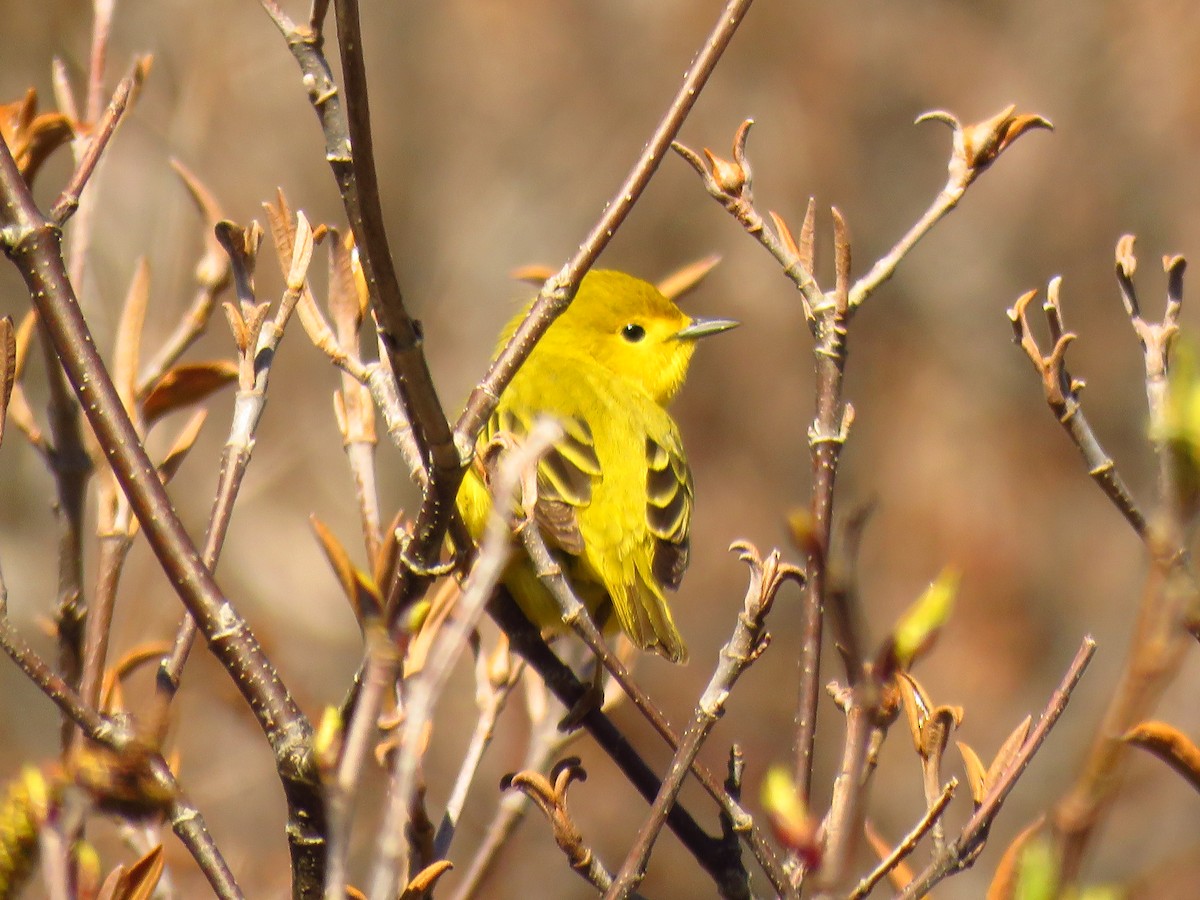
(516, 269, 738, 405)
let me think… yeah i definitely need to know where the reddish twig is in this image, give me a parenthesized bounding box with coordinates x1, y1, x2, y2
(0, 129, 325, 896)
(605, 545, 801, 899)
(898, 636, 1096, 899)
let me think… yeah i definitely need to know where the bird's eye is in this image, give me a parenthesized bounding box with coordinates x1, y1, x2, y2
(621, 323, 646, 342)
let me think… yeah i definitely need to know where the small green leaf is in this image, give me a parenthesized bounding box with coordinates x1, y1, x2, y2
(1013, 836, 1057, 900)
(893, 567, 960, 668)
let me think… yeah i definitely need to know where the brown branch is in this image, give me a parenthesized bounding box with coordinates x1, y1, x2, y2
(0, 132, 325, 897)
(848, 780, 956, 900)
(432, 645, 525, 859)
(449, 676, 590, 900)
(605, 545, 801, 899)
(898, 636, 1096, 899)
(520, 525, 794, 897)
(488, 589, 759, 898)
(366, 423, 561, 900)
(0, 579, 241, 899)
(676, 105, 1050, 817)
(50, 59, 147, 226)
(1007, 281, 1148, 538)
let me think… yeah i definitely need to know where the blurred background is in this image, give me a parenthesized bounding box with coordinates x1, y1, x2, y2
(3, 0, 1200, 896)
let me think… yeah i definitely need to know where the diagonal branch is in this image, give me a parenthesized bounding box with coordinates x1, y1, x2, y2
(0, 132, 325, 897)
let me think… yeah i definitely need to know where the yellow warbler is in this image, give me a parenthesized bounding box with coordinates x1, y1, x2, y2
(457, 269, 737, 663)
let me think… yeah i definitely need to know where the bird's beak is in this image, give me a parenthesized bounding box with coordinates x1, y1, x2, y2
(676, 316, 740, 340)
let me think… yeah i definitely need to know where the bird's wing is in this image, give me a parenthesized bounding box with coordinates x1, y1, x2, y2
(486, 406, 601, 556)
(645, 426, 694, 590)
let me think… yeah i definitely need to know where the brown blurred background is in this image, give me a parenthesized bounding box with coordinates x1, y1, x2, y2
(3, 1, 1200, 896)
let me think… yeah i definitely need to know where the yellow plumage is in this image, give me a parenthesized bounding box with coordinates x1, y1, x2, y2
(457, 269, 736, 663)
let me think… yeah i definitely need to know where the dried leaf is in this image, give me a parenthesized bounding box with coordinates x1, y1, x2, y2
(656, 254, 721, 302)
(114, 258, 151, 427)
(311, 515, 383, 626)
(770, 211, 799, 258)
(510, 264, 554, 285)
(404, 577, 462, 678)
(799, 197, 817, 273)
(171, 159, 230, 293)
(96, 864, 129, 900)
(1124, 720, 1200, 794)
(864, 819, 915, 891)
(99, 642, 173, 714)
(157, 409, 207, 483)
(959, 105, 1053, 172)
(985, 715, 1032, 796)
(0, 316, 14, 445)
(263, 188, 298, 277)
(0, 89, 73, 182)
(896, 671, 930, 754)
(287, 211, 316, 293)
(141, 361, 237, 425)
(956, 740, 988, 805)
(372, 509, 406, 590)
(120, 845, 164, 900)
(986, 815, 1046, 900)
(327, 229, 363, 341)
(400, 860, 454, 899)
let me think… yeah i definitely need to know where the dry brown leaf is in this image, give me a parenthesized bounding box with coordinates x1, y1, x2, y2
(896, 671, 929, 754)
(400, 859, 453, 899)
(1124, 720, 1200, 794)
(120, 844, 164, 900)
(96, 864, 129, 900)
(0, 316, 14, 445)
(956, 740, 988, 806)
(656, 254, 721, 302)
(141, 361, 237, 425)
(114, 258, 151, 428)
(157, 409, 207, 483)
(863, 819, 915, 891)
(327, 229, 363, 341)
(263, 189, 297, 275)
(403, 577, 463, 678)
(372, 509, 407, 592)
(311, 515, 382, 626)
(0, 89, 73, 182)
(985, 715, 1031, 796)
(798, 197, 817, 273)
(510, 263, 554, 285)
(170, 159, 230, 293)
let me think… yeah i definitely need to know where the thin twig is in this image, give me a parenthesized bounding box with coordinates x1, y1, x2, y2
(1008, 282, 1148, 538)
(0, 128, 325, 896)
(365, 421, 561, 900)
(899, 636, 1096, 899)
(0, 580, 242, 898)
(605, 545, 800, 899)
(50, 59, 147, 226)
(449, 677, 589, 900)
(520, 524, 795, 897)
(433, 649, 525, 859)
(489, 589, 761, 896)
(848, 780, 956, 900)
